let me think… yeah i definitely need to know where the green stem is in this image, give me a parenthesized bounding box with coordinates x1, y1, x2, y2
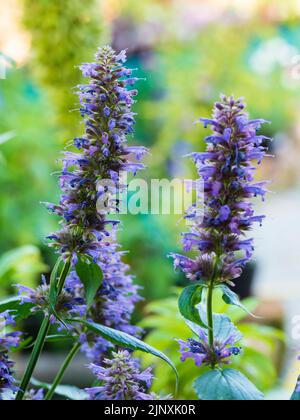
(206, 280, 214, 349)
(16, 316, 51, 400)
(57, 260, 71, 295)
(16, 260, 71, 400)
(206, 254, 221, 368)
(44, 342, 81, 400)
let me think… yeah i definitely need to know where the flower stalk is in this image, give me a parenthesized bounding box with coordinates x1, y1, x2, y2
(16, 259, 71, 400)
(44, 342, 81, 400)
(172, 95, 270, 373)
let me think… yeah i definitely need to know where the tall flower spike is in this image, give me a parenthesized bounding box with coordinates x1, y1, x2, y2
(170, 94, 270, 287)
(0, 311, 22, 399)
(39, 46, 144, 341)
(47, 46, 148, 265)
(85, 350, 160, 400)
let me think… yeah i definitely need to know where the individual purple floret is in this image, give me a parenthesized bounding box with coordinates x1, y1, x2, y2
(85, 350, 159, 400)
(177, 328, 241, 368)
(46, 46, 148, 265)
(170, 94, 270, 286)
(0, 311, 22, 399)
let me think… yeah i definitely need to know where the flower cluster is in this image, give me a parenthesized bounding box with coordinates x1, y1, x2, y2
(85, 350, 158, 400)
(65, 240, 142, 363)
(46, 46, 147, 265)
(177, 328, 242, 368)
(17, 276, 86, 326)
(78, 238, 142, 363)
(0, 312, 22, 399)
(170, 95, 270, 286)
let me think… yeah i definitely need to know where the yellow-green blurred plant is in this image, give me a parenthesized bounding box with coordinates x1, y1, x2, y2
(0, 245, 47, 297)
(139, 289, 284, 399)
(0, 132, 14, 164)
(22, 0, 102, 138)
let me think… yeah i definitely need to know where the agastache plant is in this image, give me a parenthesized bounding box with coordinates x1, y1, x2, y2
(10, 46, 176, 401)
(170, 95, 271, 400)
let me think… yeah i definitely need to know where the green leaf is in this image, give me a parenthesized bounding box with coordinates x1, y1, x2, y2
(219, 285, 258, 318)
(213, 312, 242, 343)
(68, 318, 178, 390)
(49, 257, 63, 312)
(195, 303, 242, 343)
(194, 369, 264, 400)
(291, 376, 300, 400)
(27, 335, 75, 348)
(75, 258, 103, 308)
(178, 283, 207, 327)
(45, 334, 75, 344)
(48, 258, 69, 329)
(31, 378, 87, 401)
(0, 296, 35, 321)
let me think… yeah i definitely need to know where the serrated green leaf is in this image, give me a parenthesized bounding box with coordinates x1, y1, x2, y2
(196, 303, 242, 343)
(178, 283, 207, 327)
(194, 369, 264, 400)
(31, 378, 87, 400)
(219, 285, 258, 318)
(291, 376, 300, 400)
(68, 318, 178, 391)
(75, 258, 103, 308)
(213, 312, 242, 343)
(0, 296, 35, 321)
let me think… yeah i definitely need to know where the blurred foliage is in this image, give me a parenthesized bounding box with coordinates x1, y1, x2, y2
(0, 245, 47, 297)
(21, 0, 103, 139)
(0, 68, 59, 253)
(139, 289, 284, 399)
(0, 131, 14, 164)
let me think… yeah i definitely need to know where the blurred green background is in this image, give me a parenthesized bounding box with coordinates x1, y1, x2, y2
(1, 0, 300, 399)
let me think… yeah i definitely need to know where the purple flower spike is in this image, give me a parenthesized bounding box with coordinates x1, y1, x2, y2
(85, 350, 164, 400)
(47, 46, 148, 264)
(170, 95, 270, 286)
(34, 46, 146, 343)
(0, 311, 22, 399)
